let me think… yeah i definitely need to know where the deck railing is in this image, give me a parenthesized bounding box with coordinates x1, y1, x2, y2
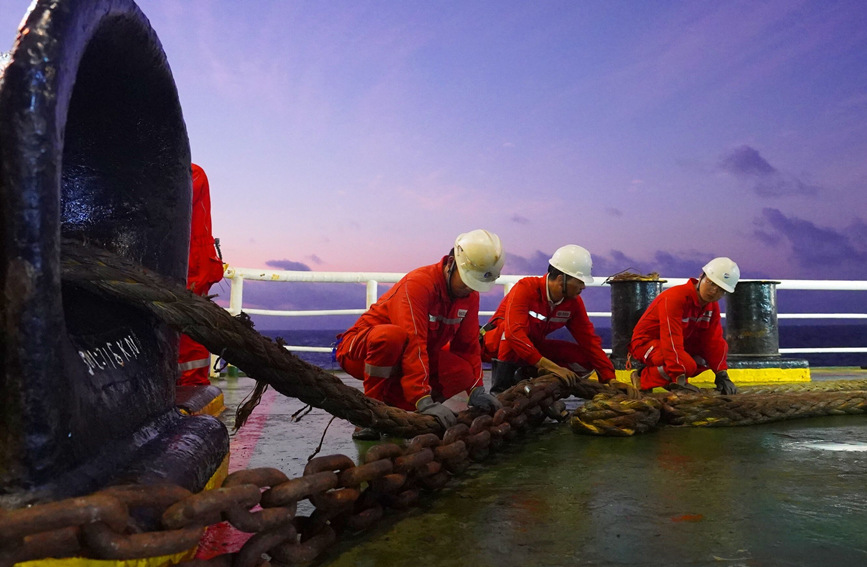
(223, 266, 867, 356)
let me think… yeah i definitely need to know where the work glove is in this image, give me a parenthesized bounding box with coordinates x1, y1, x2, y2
(664, 374, 701, 394)
(468, 386, 503, 413)
(714, 370, 739, 395)
(416, 395, 457, 429)
(607, 379, 642, 400)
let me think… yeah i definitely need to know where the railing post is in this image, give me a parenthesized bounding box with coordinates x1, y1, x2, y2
(609, 279, 666, 369)
(228, 274, 244, 316)
(366, 280, 378, 309)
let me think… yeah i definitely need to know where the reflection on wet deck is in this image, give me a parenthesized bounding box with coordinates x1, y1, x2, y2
(215, 371, 867, 566)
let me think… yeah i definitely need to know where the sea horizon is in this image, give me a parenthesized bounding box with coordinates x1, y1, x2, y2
(259, 322, 867, 370)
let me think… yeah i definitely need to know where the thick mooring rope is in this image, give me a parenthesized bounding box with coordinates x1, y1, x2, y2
(60, 240, 439, 437)
(571, 388, 867, 436)
(61, 240, 867, 439)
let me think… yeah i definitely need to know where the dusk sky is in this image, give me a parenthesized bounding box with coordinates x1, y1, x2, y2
(2, 0, 867, 327)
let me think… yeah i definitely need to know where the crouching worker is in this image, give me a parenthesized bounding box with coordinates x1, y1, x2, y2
(628, 257, 740, 395)
(336, 230, 506, 440)
(482, 245, 636, 398)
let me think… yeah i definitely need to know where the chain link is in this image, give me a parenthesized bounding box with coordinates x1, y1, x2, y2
(0, 374, 583, 566)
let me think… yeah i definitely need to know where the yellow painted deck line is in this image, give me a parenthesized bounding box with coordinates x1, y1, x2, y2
(614, 367, 812, 385)
(192, 392, 226, 418)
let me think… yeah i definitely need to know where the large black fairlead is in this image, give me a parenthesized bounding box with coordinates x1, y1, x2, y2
(0, 0, 227, 509)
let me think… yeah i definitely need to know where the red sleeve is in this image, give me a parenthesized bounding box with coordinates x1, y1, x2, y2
(390, 275, 435, 405)
(699, 306, 729, 372)
(566, 299, 615, 382)
(502, 280, 544, 365)
(657, 292, 698, 377)
(448, 293, 483, 390)
(187, 164, 223, 293)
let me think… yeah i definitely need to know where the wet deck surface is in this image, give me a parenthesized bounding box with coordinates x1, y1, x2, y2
(214, 370, 867, 567)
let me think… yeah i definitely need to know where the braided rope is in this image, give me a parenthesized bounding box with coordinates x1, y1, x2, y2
(740, 379, 867, 395)
(572, 389, 867, 436)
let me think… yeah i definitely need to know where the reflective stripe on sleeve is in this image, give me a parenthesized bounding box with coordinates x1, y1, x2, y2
(365, 363, 395, 378)
(179, 357, 210, 371)
(429, 314, 463, 325)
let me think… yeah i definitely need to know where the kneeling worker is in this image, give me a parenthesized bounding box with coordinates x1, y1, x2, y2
(482, 245, 635, 397)
(628, 257, 740, 395)
(336, 230, 505, 439)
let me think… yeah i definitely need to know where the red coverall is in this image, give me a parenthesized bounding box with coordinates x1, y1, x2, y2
(629, 278, 728, 389)
(177, 164, 225, 386)
(335, 257, 483, 411)
(482, 275, 615, 382)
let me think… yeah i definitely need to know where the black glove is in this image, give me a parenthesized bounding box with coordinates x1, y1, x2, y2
(664, 374, 701, 394)
(468, 386, 503, 412)
(714, 370, 739, 395)
(416, 396, 457, 429)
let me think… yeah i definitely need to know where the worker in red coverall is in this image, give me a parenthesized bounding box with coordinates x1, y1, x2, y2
(482, 244, 637, 398)
(336, 230, 505, 439)
(628, 257, 740, 395)
(177, 163, 225, 386)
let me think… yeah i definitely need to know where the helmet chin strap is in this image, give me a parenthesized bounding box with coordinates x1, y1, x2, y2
(446, 256, 457, 299)
(696, 275, 709, 305)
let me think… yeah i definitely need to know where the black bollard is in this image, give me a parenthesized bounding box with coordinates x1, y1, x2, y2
(725, 280, 781, 357)
(609, 279, 666, 370)
(725, 280, 809, 374)
(0, 0, 227, 510)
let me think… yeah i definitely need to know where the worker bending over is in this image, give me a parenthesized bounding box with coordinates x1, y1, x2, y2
(482, 245, 636, 397)
(336, 230, 505, 439)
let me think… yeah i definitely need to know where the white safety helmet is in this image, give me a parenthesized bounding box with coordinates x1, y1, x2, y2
(548, 245, 594, 284)
(453, 229, 505, 293)
(702, 257, 740, 293)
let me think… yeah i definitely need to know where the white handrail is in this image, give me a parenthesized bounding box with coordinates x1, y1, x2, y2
(222, 267, 867, 356)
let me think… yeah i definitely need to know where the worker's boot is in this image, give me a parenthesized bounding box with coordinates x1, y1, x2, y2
(490, 359, 526, 394)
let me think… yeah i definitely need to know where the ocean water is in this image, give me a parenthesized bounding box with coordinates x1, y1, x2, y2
(261, 324, 867, 369)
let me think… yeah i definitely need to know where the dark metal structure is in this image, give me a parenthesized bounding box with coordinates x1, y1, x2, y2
(726, 280, 808, 371)
(609, 279, 666, 369)
(0, 0, 227, 508)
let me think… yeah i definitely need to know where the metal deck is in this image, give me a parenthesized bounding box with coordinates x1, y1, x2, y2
(216, 370, 867, 566)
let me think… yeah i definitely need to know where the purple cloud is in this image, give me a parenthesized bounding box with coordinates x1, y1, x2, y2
(510, 214, 530, 224)
(502, 250, 550, 275)
(720, 145, 776, 176)
(266, 259, 311, 271)
(759, 208, 867, 277)
(306, 254, 324, 265)
(506, 248, 720, 281)
(719, 145, 819, 197)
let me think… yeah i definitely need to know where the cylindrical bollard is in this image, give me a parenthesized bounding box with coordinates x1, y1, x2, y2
(609, 280, 666, 369)
(725, 280, 781, 357)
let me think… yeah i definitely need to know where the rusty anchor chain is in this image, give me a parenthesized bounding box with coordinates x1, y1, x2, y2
(0, 374, 588, 567)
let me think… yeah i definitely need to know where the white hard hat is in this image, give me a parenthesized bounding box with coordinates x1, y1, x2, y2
(549, 245, 594, 284)
(454, 229, 505, 293)
(702, 257, 740, 293)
